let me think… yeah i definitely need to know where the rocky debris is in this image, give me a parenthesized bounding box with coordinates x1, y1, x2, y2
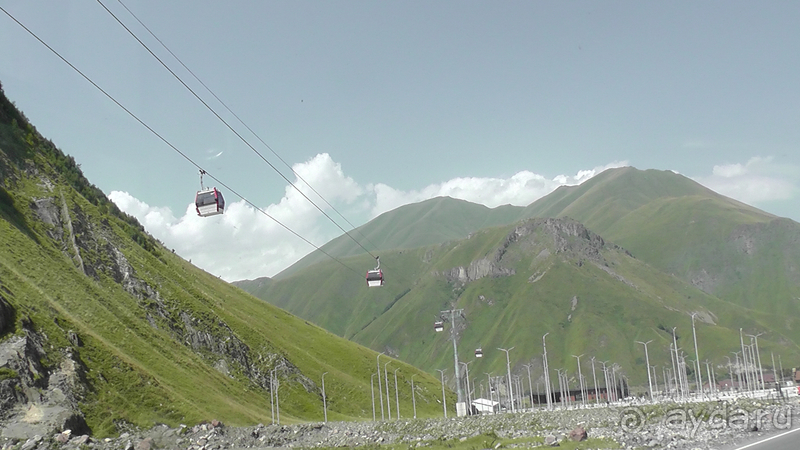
(0, 399, 793, 450)
(568, 425, 587, 441)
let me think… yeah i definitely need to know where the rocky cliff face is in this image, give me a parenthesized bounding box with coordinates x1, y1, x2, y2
(439, 218, 626, 286)
(0, 322, 89, 438)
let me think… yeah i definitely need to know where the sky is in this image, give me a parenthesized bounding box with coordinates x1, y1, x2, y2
(1, 1, 798, 282)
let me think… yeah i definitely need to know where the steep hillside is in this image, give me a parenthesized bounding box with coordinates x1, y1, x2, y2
(522, 167, 800, 315)
(274, 197, 524, 279)
(0, 84, 446, 438)
(250, 217, 800, 389)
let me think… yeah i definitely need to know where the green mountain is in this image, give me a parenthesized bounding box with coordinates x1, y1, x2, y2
(237, 167, 800, 390)
(0, 84, 446, 438)
(275, 196, 524, 279)
(522, 167, 800, 316)
(244, 215, 800, 389)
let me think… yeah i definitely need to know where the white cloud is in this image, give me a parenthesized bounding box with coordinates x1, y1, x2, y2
(694, 156, 799, 205)
(369, 161, 629, 218)
(111, 156, 628, 281)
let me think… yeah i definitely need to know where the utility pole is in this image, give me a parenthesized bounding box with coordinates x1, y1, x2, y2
(498, 347, 515, 412)
(690, 313, 703, 395)
(636, 340, 654, 400)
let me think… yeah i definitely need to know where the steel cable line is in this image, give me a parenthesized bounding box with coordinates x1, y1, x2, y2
(95, 0, 379, 260)
(0, 5, 363, 280)
(112, 0, 382, 254)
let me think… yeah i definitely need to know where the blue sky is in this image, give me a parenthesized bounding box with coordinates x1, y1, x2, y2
(1, 1, 798, 281)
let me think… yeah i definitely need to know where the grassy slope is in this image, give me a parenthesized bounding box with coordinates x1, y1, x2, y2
(0, 92, 447, 436)
(253, 220, 800, 387)
(272, 197, 523, 280)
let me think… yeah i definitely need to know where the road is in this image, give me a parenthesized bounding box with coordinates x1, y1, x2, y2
(720, 427, 800, 450)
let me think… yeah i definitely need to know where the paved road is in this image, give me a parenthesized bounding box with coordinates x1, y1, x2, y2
(720, 427, 800, 450)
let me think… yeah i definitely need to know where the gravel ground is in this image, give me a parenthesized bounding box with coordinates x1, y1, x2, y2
(3, 397, 797, 450)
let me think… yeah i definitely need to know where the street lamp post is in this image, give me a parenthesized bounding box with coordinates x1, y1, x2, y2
(572, 354, 585, 407)
(739, 329, 751, 392)
(771, 352, 778, 395)
(270, 369, 276, 424)
(485, 372, 494, 414)
(460, 361, 472, 414)
(394, 368, 401, 419)
(724, 356, 733, 391)
(651, 365, 659, 398)
(274, 370, 281, 424)
(498, 347, 515, 413)
(542, 333, 552, 410)
(732, 352, 743, 392)
(371, 373, 377, 421)
(411, 374, 418, 419)
(436, 369, 447, 418)
(636, 340, 654, 400)
(671, 328, 683, 399)
(376, 353, 385, 420)
(384, 361, 392, 419)
(322, 372, 328, 423)
(747, 333, 765, 391)
(690, 313, 703, 395)
(590, 357, 600, 405)
(523, 363, 534, 410)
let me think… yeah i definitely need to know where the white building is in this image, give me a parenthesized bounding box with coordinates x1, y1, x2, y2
(471, 398, 499, 414)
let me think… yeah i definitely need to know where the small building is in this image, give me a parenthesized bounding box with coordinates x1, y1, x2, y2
(471, 398, 499, 415)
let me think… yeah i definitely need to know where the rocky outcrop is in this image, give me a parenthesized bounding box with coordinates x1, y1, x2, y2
(0, 325, 89, 439)
(0, 294, 13, 335)
(441, 258, 515, 284)
(440, 218, 626, 286)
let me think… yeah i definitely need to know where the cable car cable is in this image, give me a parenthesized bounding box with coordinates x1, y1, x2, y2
(0, 5, 363, 280)
(112, 0, 383, 254)
(95, 0, 380, 260)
